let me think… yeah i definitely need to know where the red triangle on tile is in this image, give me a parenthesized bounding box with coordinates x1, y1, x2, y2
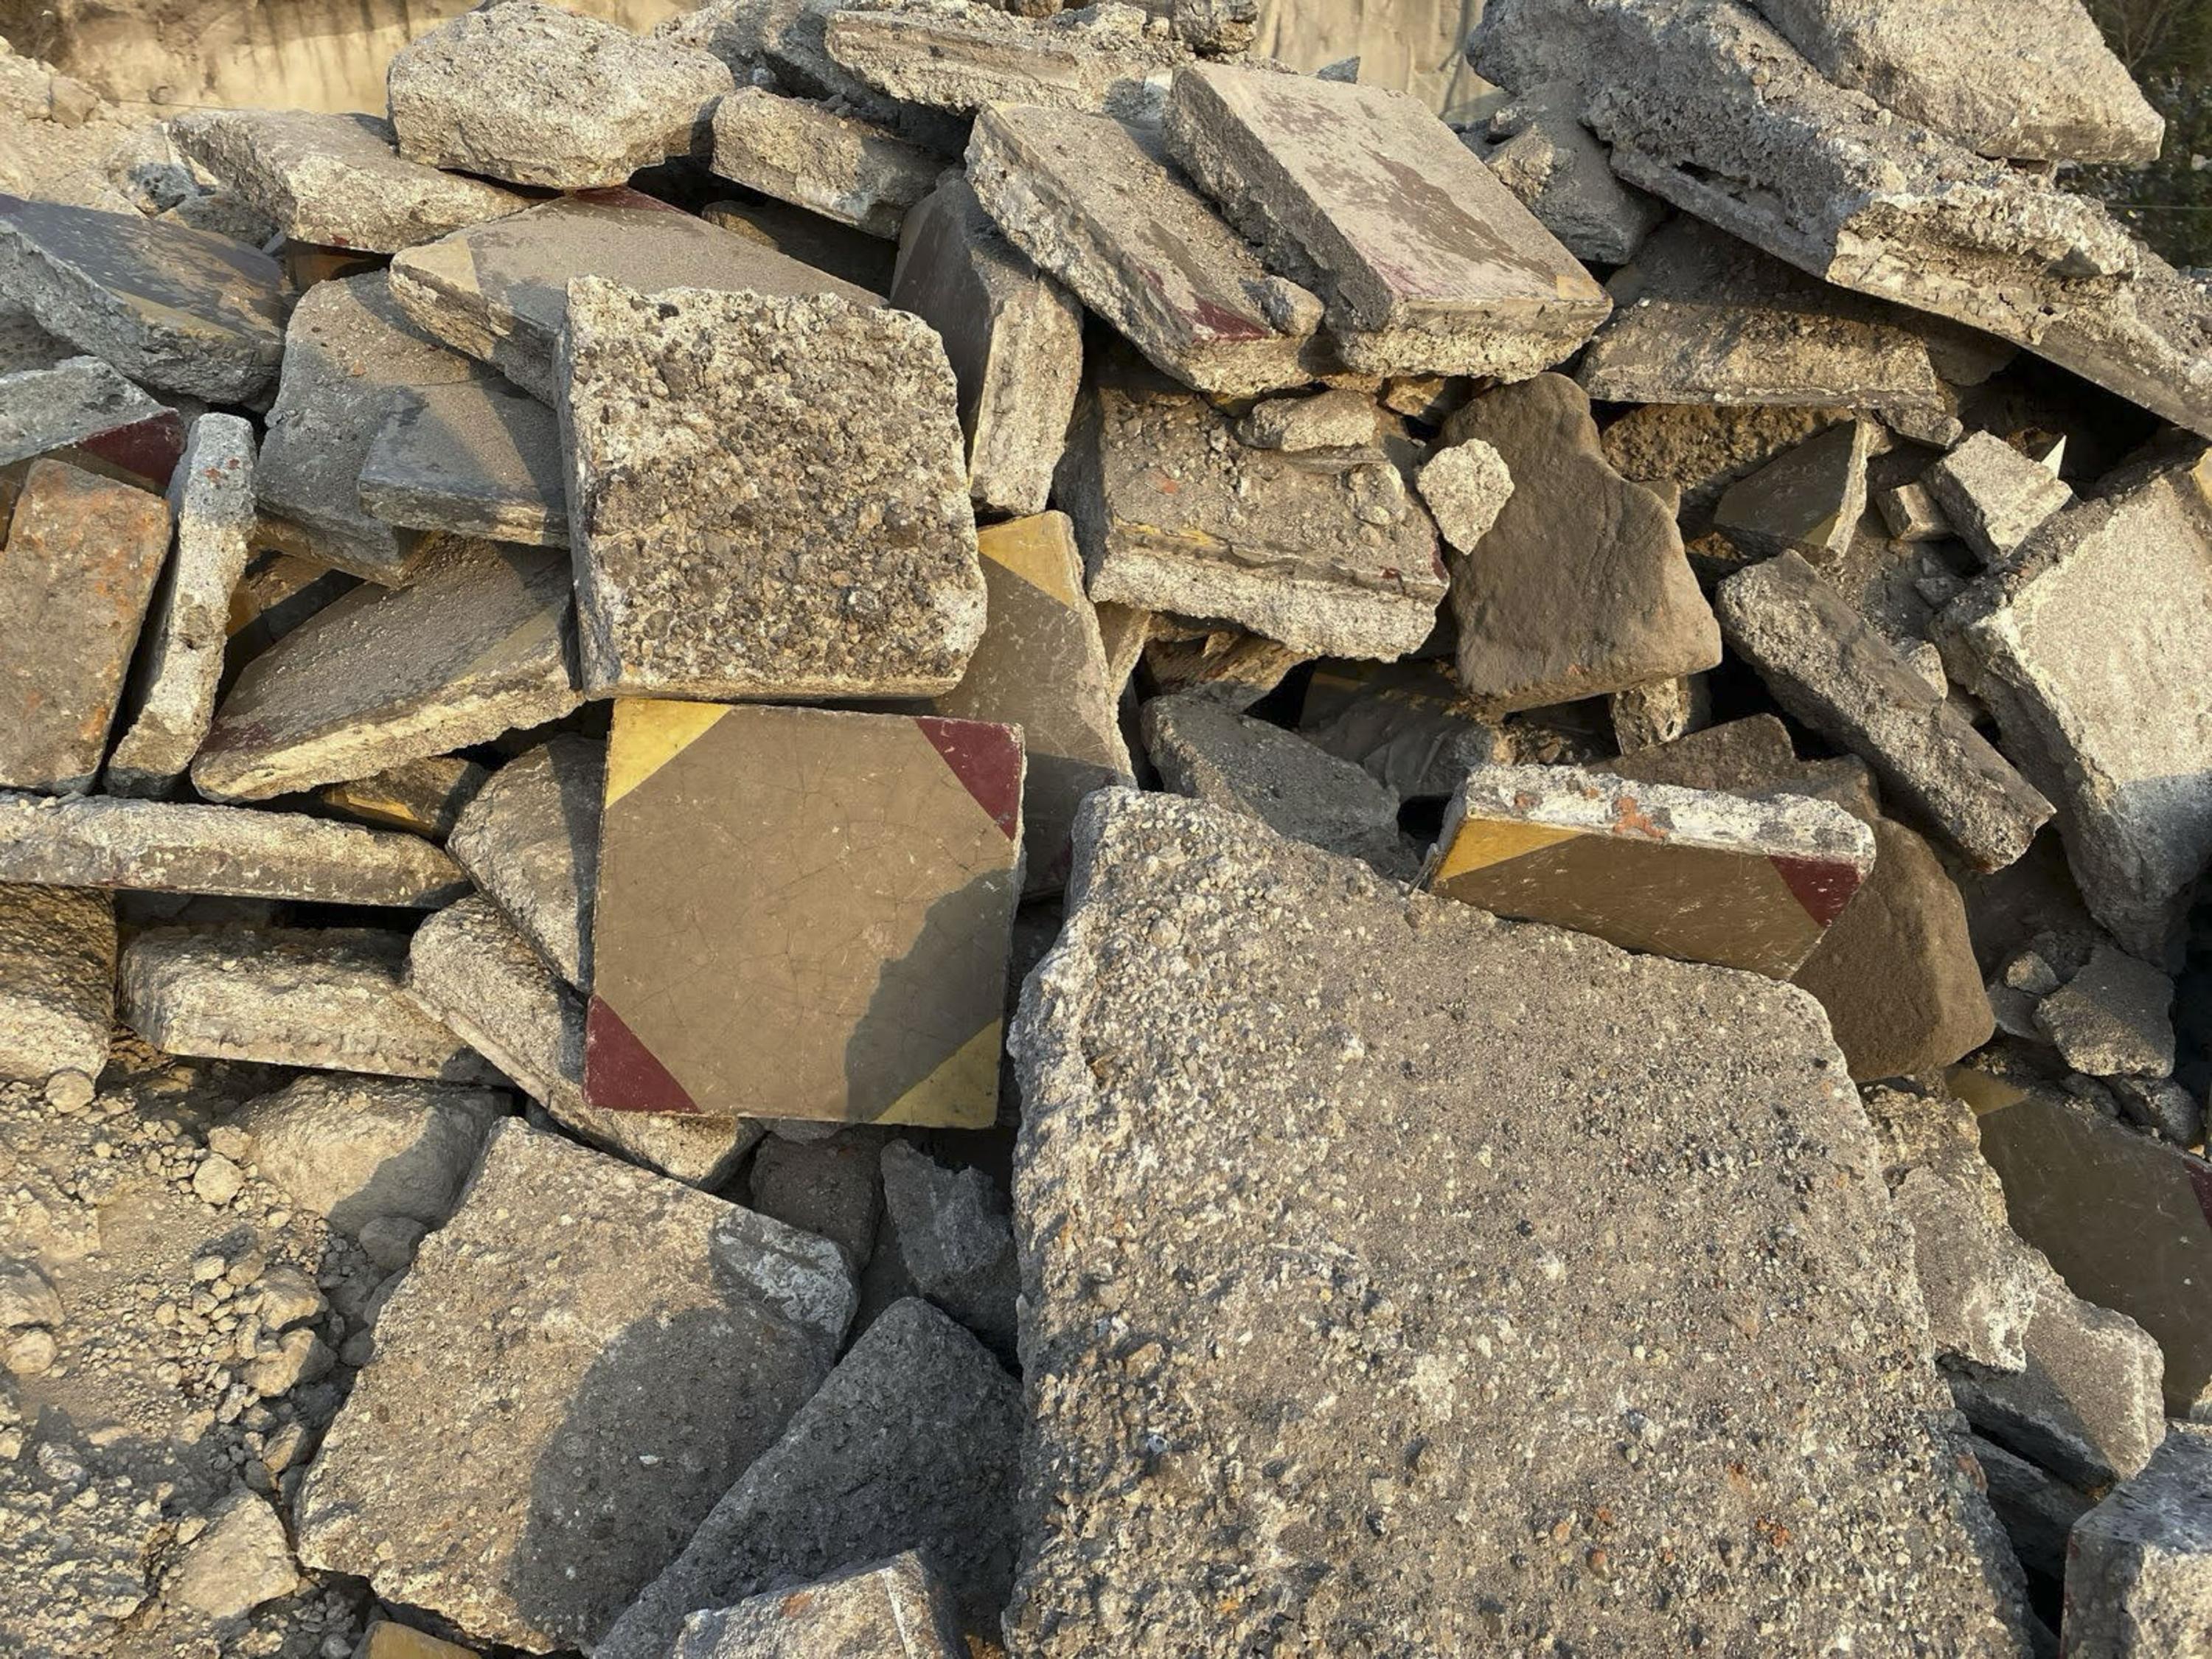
(583, 995, 700, 1115)
(1770, 855, 1863, 929)
(913, 715, 1022, 840)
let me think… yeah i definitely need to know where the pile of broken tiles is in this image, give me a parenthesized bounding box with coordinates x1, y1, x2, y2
(2, 0, 2212, 1652)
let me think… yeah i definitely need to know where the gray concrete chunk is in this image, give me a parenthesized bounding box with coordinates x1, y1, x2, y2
(825, 1, 1192, 121)
(1877, 481, 1952, 543)
(256, 272, 496, 584)
(0, 790, 467, 907)
(0, 883, 113, 1080)
(1925, 431, 2073, 568)
(669, 1554, 964, 1659)
(192, 538, 580, 803)
(386, 0, 734, 191)
(106, 414, 257, 796)
(233, 1073, 506, 1237)
(748, 1128, 884, 1274)
(966, 104, 1323, 398)
(1006, 789, 2028, 1652)
(1579, 217, 1971, 418)
(2032, 942, 2173, 1079)
(120, 925, 495, 1081)
(2063, 1427, 2212, 1658)
(1297, 659, 1511, 800)
(168, 109, 528, 256)
(0, 353, 168, 469)
(1237, 387, 1380, 454)
(402, 894, 757, 1187)
(1717, 550, 2052, 869)
(1470, 0, 2212, 437)
(1162, 63, 1610, 378)
(1059, 380, 1444, 659)
(358, 379, 568, 548)
(560, 278, 981, 699)
(0, 195, 286, 402)
(1461, 80, 1663, 265)
(877, 1141, 1018, 1358)
(889, 176, 1084, 518)
(0, 458, 171, 793)
(594, 1297, 1020, 1659)
(1142, 692, 1416, 877)
(389, 189, 883, 405)
(1439, 374, 1719, 714)
(1747, 0, 2162, 164)
(1971, 1436, 2089, 1587)
(446, 734, 600, 988)
(1714, 417, 1875, 563)
(1936, 448, 2212, 956)
(709, 88, 939, 242)
(296, 1120, 854, 1652)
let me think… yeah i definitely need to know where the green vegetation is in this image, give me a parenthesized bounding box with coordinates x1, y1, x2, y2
(2084, 0, 2212, 266)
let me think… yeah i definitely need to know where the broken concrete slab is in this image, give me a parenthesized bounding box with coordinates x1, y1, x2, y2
(1461, 79, 1662, 265)
(1142, 692, 1415, 877)
(1469, 0, 2212, 438)
(560, 278, 981, 700)
(234, 1072, 506, 1237)
(1958, 1065, 2212, 1416)
(966, 105, 1322, 397)
(2033, 942, 2173, 1079)
(748, 1128, 884, 1273)
(709, 88, 939, 241)
(587, 702, 1020, 1127)
(168, 109, 528, 255)
(358, 379, 568, 548)
(1748, 0, 2162, 164)
(1718, 550, 2052, 869)
(1947, 1268, 2168, 1492)
(1578, 217, 1978, 419)
(666, 1553, 964, 1659)
(389, 190, 883, 405)
(0, 790, 467, 907)
(0, 353, 176, 478)
(1415, 435, 1513, 552)
(256, 272, 497, 584)
(594, 1296, 1019, 1659)
(0, 195, 287, 402)
(824, 1, 1192, 121)
(386, 0, 734, 191)
(296, 1119, 854, 1651)
(1162, 62, 1610, 378)
(877, 1142, 1018, 1359)
(445, 734, 600, 988)
(0, 883, 113, 1081)
(106, 414, 256, 796)
(1008, 788, 2027, 1652)
(1713, 416, 1875, 563)
(1608, 674, 1710, 754)
(1059, 380, 1444, 659)
(316, 754, 487, 842)
(928, 513, 1134, 897)
(1427, 761, 1874, 978)
(0, 458, 171, 794)
(1236, 387, 1380, 453)
(1937, 448, 2212, 957)
(120, 925, 495, 1081)
(2063, 1426, 2212, 1658)
(1296, 658, 1510, 800)
(1925, 431, 2072, 568)
(403, 893, 756, 1187)
(888, 175, 1084, 518)
(1140, 623, 1310, 711)
(192, 539, 580, 803)
(1856, 1083, 2039, 1374)
(1438, 374, 1719, 714)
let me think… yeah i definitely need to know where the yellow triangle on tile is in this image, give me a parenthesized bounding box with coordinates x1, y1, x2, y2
(978, 516, 1083, 608)
(1432, 818, 1581, 886)
(604, 700, 731, 808)
(873, 1019, 1002, 1129)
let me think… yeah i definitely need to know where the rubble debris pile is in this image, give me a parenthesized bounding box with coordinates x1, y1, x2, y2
(0, 0, 2207, 1654)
